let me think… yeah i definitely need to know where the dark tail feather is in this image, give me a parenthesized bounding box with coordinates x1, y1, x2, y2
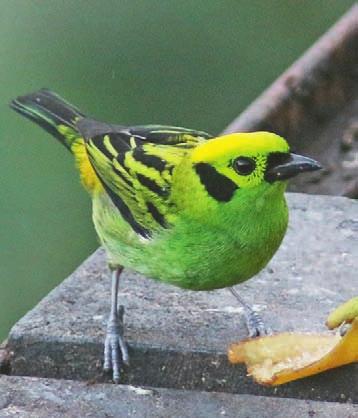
(10, 89, 86, 150)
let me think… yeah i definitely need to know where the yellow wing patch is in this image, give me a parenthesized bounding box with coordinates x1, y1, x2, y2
(57, 124, 103, 194)
(71, 139, 103, 193)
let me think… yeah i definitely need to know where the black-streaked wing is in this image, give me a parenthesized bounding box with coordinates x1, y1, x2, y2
(77, 121, 212, 237)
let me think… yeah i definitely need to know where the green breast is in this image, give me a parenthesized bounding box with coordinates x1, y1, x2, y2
(93, 182, 288, 291)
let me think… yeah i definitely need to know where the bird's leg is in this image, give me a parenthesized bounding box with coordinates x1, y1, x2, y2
(229, 287, 270, 338)
(103, 267, 129, 383)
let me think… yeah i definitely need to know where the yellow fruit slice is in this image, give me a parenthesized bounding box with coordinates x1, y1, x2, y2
(228, 297, 358, 385)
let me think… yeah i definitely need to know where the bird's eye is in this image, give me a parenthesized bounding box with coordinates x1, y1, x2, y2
(233, 157, 256, 176)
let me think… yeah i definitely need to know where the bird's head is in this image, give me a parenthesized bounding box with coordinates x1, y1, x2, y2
(190, 132, 321, 202)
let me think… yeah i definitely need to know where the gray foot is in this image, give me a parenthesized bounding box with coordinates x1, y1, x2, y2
(228, 287, 271, 338)
(103, 306, 129, 383)
(245, 309, 271, 338)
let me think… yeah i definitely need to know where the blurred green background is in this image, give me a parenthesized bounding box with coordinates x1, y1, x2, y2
(0, 1, 354, 341)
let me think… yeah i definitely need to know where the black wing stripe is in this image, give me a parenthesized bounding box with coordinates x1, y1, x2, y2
(113, 165, 133, 187)
(102, 180, 150, 238)
(89, 160, 150, 237)
(132, 148, 166, 172)
(137, 173, 168, 197)
(116, 152, 130, 173)
(90, 137, 115, 160)
(146, 201, 166, 228)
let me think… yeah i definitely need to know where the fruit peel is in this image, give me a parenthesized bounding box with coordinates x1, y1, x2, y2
(228, 297, 358, 385)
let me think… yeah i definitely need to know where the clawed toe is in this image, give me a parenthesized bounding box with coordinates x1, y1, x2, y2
(103, 305, 129, 383)
(246, 310, 271, 338)
(103, 333, 128, 383)
(228, 287, 271, 338)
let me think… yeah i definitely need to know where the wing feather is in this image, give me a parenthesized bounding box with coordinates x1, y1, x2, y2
(83, 124, 212, 237)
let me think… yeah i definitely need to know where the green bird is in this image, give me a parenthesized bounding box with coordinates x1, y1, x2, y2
(10, 89, 321, 382)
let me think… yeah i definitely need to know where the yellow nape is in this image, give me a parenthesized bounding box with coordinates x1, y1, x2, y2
(191, 132, 290, 163)
(71, 140, 103, 194)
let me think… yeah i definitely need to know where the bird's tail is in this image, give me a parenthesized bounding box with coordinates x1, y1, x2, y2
(10, 88, 85, 151)
(10, 89, 102, 193)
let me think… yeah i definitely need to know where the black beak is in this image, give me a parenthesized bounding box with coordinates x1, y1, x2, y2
(265, 153, 322, 183)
